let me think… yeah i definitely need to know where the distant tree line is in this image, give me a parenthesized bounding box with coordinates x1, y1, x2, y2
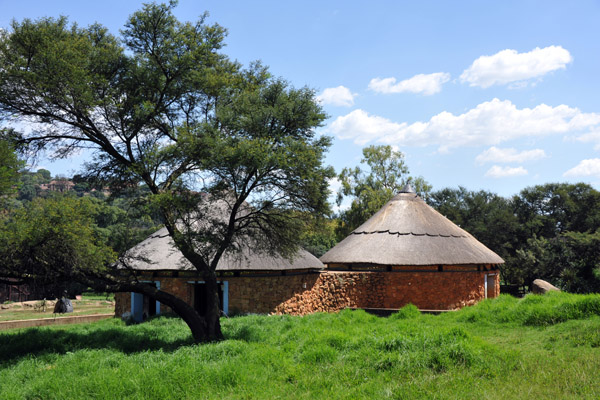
(428, 183, 600, 293)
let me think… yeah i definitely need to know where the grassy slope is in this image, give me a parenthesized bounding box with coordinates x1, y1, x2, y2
(0, 292, 599, 399)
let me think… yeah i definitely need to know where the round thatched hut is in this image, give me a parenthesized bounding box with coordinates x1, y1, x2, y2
(114, 226, 324, 320)
(319, 185, 504, 310)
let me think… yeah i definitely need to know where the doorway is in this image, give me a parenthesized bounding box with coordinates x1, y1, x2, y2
(484, 274, 496, 299)
(131, 281, 161, 322)
(192, 281, 228, 316)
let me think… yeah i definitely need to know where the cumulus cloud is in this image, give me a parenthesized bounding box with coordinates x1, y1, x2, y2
(475, 146, 547, 165)
(329, 109, 405, 145)
(328, 98, 600, 152)
(573, 130, 600, 150)
(368, 72, 450, 95)
(460, 46, 572, 88)
(485, 165, 528, 178)
(563, 159, 600, 178)
(316, 86, 357, 107)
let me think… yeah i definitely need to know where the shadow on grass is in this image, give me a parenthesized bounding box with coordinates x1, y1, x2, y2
(0, 315, 194, 366)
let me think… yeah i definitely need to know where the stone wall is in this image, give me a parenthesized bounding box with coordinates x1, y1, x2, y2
(274, 269, 498, 314)
(114, 267, 500, 317)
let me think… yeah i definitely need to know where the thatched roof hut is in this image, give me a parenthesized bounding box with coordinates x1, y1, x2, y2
(122, 226, 323, 272)
(321, 185, 504, 266)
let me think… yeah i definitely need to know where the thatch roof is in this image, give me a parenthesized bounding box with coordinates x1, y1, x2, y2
(122, 227, 323, 271)
(321, 187, 504, 266)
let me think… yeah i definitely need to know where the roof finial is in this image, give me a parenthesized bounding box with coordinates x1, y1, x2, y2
(400, 183, 415, 193)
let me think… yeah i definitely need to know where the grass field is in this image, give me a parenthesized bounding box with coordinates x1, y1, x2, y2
(0, 296, 115, 322)
(0, 292, 599, 399)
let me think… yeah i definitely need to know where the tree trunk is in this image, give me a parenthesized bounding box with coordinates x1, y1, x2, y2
(99, 279, 212, 343)
(202, 272, 223, 341)
(147, 287, 209, 343)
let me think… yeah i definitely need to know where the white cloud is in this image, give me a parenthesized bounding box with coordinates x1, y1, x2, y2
(460, 46, 572, 88)
(573, 130, 600, 150)
(329, 109, 405, 145)
(328, 99, 600, 152)
(327, 177, 352, 214)
(563, 159, 600, 178)
(328, 177, 342, 194)
(475, 146, 547, 165)
(368, 72, 450, 95)
(316, 86, 357, 107)
(485, 165, 528, 178)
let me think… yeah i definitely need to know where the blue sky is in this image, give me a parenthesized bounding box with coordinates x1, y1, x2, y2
(2, 0, 600, 199)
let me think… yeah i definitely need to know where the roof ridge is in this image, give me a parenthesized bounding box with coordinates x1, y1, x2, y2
(351, 230, 468, 238)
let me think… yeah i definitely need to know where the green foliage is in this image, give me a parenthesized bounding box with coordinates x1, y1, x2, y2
(429, 183, 600, 292)
(428, 186, 520, 278)
(299, 216, 337, 257)
(336, 145, 431, 239)
(0, 135, 24, 197)
(513, 182, 600, 238)
(0, 196, 117, 285)
(516, 230, 600, 293)
(389, 303, 421, 319)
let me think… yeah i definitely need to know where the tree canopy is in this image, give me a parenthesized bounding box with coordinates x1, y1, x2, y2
(335, 145, 430, 239)
(0, 2, 333, 342)
(0, 196, 116, 287)
(428, 183, 600, 292)
(0, 133, 24, 197)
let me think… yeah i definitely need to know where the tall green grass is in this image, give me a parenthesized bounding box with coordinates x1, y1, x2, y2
(1, 292, 599, 399)
(457, 291, 600, 326)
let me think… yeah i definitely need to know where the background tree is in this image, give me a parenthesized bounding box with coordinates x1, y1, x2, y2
(428, 187, 520, 282)
(0, 196, 116, 291)
(510, 183, 600, 288)
(0, 2, 333, 342)
(0, 132, 24, 197)
(428, 183, 600, 292)
(335, 145, 430, 239)
(512, 183, 600, 239)
(516, 230, 600, 293)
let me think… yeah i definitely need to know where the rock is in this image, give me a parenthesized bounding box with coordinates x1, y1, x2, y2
(531, 279, 560, 294)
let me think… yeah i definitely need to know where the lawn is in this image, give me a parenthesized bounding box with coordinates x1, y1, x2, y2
(0, 292, 599, 399)
(0, 295, 115, 322)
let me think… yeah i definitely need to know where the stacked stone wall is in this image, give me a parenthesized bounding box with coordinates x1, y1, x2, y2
(114, 268, 500, 317)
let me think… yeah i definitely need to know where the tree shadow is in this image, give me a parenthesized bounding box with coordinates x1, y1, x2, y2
(0, 316, 195, 367)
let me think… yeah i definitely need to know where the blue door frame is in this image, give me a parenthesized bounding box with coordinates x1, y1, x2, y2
(131, 281, 161, 322)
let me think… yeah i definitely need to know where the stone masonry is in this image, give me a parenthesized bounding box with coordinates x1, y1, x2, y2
(115, 267, 499, 317)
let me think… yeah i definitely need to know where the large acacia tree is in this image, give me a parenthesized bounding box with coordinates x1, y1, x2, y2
(0, 2, 333, 342)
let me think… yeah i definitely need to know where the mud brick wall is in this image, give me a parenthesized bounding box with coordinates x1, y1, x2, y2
(381, 270, 494, 310)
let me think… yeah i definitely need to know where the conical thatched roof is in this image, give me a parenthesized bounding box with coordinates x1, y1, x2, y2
(122, 227, 323, 272)
(321, 187, 504, 266)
